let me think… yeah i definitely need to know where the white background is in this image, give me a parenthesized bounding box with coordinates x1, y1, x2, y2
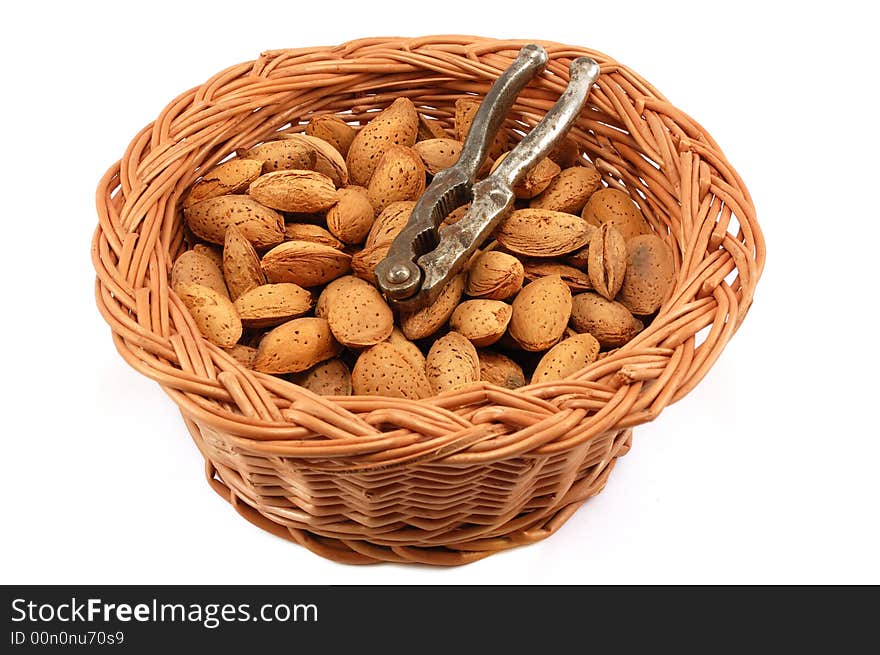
(1, 0, 877, 584)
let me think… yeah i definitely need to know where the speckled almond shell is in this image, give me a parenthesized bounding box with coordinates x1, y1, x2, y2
(449, 300, 512, 347)
(365, 200, 416, 248)
(289, 358, 352, 396)
(491, 153, 561, 199)
(315, 276, 363, 318)
(529, 165, 602, 214)
(547, 135, 582, 168)
(400, 273, 466, 340)
(326, 186, 375, 245)
(233, 283, 313, 328)
(581, 188, 651, 241)
(417, 113, 449, 141)
(253, 317, 341, 374)
(346, 97, 419, 186)
(184, 195, 284, 249)
(509, 275, 573, 352)
(171, 250, 229, 298)
(248, 170, 338, 213)
(261, 240, 351, 287)
(569, 292, 644, 348)
(465, 251, 524, 300)
(588, 223, 628, 300)
(521, 259, 593, 292)
(192, 244, 224, 269)
(282, 223, 344, 249)
(495, 209, 593, 257)
(425, 331, 481, 394)
(617, 234, 675, 315)
(243, 139, 316, 172)
(183, 158, 263, 209)
(413, 138, 463, 175)
(280, 133, 349, 187)
(175, 283, 242, 348)
(325, 277, 394, 347)
(305, 115, 356, 157)
(454, 98, 508, 160)
(350, 244, 390, 286)
(532, 333, 601, 383)
(222, 225, 265, 300)
(366, 145, 426, 214)
(385, 327, 427, 371)
(478, 351, 526, 390)
(222, 344, 257, 369)
(351, 342, 432, 400)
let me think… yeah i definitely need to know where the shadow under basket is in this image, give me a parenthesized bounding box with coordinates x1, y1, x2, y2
(93, 36, 765, 565)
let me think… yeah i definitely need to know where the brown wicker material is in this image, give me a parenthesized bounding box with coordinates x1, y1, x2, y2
(92, 36, 764, 565)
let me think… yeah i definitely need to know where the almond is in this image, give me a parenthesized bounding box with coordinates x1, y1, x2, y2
(183, 159, 263, 209)
(366, 145, 426, 214)
(491, 153, 561, 199)
(192, 244, 224, 270)
(413, 138, 463, 175)
(417, 113, 449, 140)
(283, 223, 344, 249)
(261, 241, 351, 287)
(280, 133, 349, 187)
(509, 276, 572, 351)
(532, 333, 601, 383)
(243, 139, 316, 173)
(171, 250, 228, 298)
(175, 283, 242, 348)
(454, 98, 508, 160)
(305, 115, 356, 157)
(570, 292, 643, 347)
(617, 234, 675, 315)
(522, 259, 593, 292)
(289, 358, 352, 396)
(365, 201, 415, 248)
(346, 97, 419, 186)
(315, 275, 363, 319)
(326, 186, 375, 245)
(581, 188, 651, 241)
(248, 170, 337, 213)
(425, 331, 480, 394)
(253, 317, 341, 374)
(495, 208, 593, 257)
(478, 351, 526, 390)
(233, 283, 313, 328)
(223, 344, 257, 368)
(400, 273, 466, 340)
(588, 223, 628, 300)
(449, 300, 512, 347)
(184, 195, 284, 249)
(385, 327, 427, 371)
(324, 276, 394, 347)
(222, 225, 265, 300)
(351, 342, 432, 400)
(465, 251, 524, 300)
(530, 165, 602, 214)
(350, 244, 390, 286)
(548, 136, 582, 168)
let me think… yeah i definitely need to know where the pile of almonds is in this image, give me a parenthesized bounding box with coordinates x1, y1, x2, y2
(173, 96, 675, 399)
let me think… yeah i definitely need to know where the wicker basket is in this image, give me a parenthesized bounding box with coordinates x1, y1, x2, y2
(92, 35, 764, 565)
